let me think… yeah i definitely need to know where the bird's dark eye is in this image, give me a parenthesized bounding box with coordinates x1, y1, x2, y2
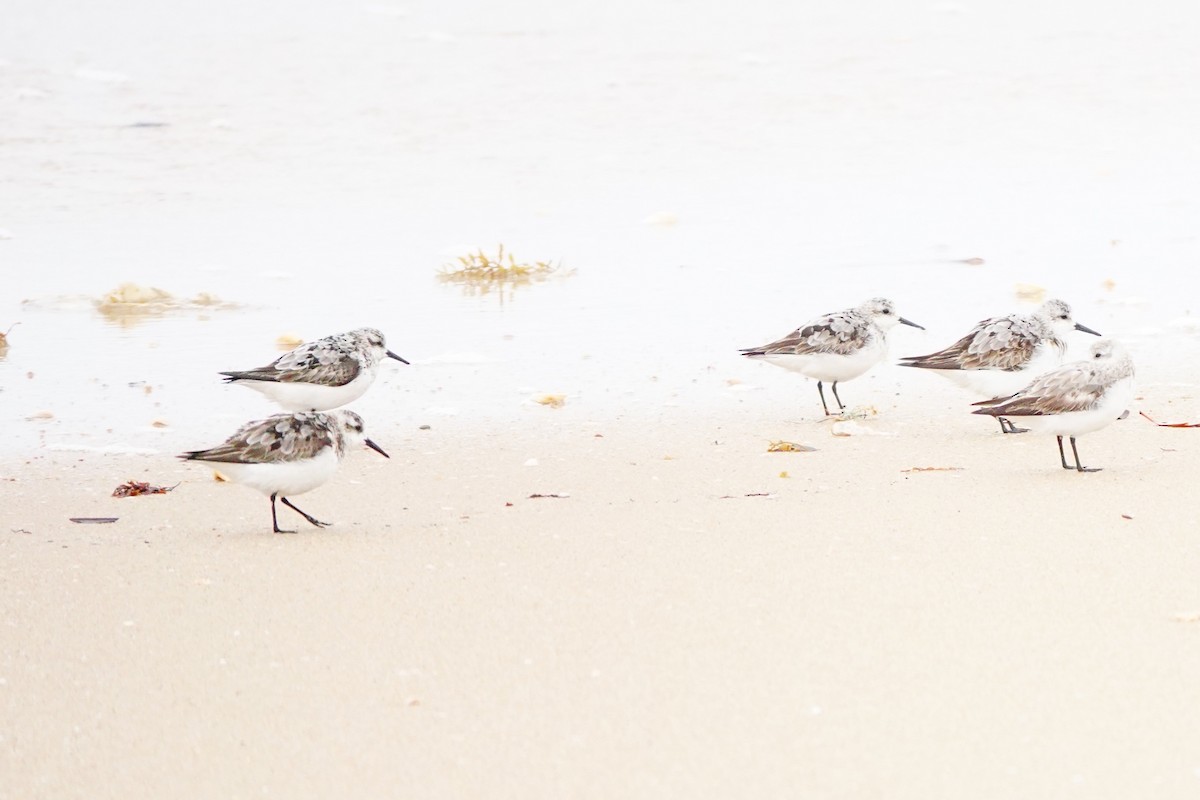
(1061, 315, 1068, 320)
(882, 309, 891, 314)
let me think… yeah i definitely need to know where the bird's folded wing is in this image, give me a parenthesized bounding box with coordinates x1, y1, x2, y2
(183, 414, 334, 463)
(743, 313, 866, 357)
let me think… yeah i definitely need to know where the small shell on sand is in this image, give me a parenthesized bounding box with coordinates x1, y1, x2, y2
(643, 212, 679, 227)
(1015, 283, 1047, 303)
(831, 420, 894, 437)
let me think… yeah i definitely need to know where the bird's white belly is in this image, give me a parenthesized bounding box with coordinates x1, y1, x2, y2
(211, 448, 340, 497)
(938, 344, 1064, 399)
(757, 342, 884, 382)
(238, 371, 374, 411)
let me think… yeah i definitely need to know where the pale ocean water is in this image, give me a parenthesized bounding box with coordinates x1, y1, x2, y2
(2, 0, 1199, 456)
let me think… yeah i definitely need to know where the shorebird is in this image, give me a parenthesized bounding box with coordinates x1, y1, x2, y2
(972, 339, 1134, 472)
(220, 327, 408, 411)
(899, 299, 1101, 433)
(181, 410, 389, 532)
(740, 297, 924, 416)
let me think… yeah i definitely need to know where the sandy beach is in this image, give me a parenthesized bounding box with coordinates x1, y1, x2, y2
(5, 381, 1200, 797)
(5, 0, 1200, 796)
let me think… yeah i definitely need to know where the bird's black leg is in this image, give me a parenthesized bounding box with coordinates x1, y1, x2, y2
(1056, 436, 1072, 470)
(999, 417, 1028, 434)
(831, 382, 846, 412)
(270, 493, 296, 534)
(816, 381, 831, 416)
(1070, 437, 1102, 473)
(280, 496, 331, 528)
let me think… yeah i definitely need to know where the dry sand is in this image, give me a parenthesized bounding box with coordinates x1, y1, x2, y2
(4, 383, 1200, 799)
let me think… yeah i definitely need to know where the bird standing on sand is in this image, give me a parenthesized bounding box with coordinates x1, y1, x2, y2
(972, 339, 1134, 472)
(740, 297, 924, 416)
(220, 327, 408, 411)
(898, 299, 1101, 433)
(181, 410, 389, 533)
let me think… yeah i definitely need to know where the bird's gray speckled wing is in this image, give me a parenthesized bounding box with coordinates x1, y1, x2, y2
(742, 311, 869, 357)
(182, 413, 336, 463)
(973, 362, 1107, 417)
(221, 336, 362, 387)
(901, 315, 1057, 371)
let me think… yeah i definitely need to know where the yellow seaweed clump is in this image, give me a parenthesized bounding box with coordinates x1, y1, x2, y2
(767, 440, 817, 453)
(0, 323, 16, 358)
(437, 245, 569, 302)
(95, 283, 234, 326)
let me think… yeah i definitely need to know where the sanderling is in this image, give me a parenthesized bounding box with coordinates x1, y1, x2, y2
(220, 327, 408, 411)
(740, 297, 924, 416)
(180, 410, 389, 532)
(898, 299, 1101, 433)
(971, 339, 1134, 472)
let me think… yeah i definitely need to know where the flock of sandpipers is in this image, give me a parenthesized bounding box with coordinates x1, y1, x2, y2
(183, 298, 1134, 532)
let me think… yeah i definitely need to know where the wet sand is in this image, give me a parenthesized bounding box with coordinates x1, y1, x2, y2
(5, 379, 1200, 798)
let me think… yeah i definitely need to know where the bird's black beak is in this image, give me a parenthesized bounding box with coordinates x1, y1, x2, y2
(1074, 322, 1101, 336)
(386, 350, 409, 364)
(899, 317, 925, 330)
(364, 438, 390, 458)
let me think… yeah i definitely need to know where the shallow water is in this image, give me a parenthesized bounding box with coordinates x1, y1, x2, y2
(3, 0, 1200, 457)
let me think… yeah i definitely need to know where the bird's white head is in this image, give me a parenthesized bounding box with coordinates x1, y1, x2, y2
(353, 327, 409, 366)
(1085, 339, 1135, 380)
(332, 409, 390, 458)
(858, 297, 924, 332)
(1088, 338, 1126, 362)
(1037, 299, 1101, 337)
